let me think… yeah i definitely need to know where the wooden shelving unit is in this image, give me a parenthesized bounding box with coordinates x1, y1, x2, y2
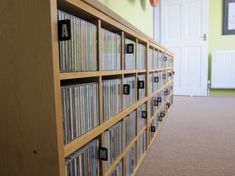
(0, 0, 174, 176)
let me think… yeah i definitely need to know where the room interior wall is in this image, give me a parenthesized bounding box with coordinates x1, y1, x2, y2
(209, 0, 235, 96)
(98, 0, 153, 38)
(99, 0, 235, 96)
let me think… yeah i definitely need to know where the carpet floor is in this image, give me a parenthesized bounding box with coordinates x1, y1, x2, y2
(136, 96, 235, 176)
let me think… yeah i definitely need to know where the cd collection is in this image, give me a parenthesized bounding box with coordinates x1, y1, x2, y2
(58, 10, 97, 72)
(149, 98, 155, 118)
(157, 72, 163, 88)
(154, 50, 158, 69)
(61, 83, 99, 144)
(103, 121, 123, 171)
(123, 76, 136, 109)
(101, 28, 121, 70)
(136, 43, 146, 70)
(148, 48, 154, 69)
(153, 72, 158, 92)
(167, 56, 174, 67)
(149, 119, 157, 142)
(125, 143, 137, 176)
(125, 39, 136, 70)
(137, 74, 146, 100)
(65, 139, 100, 176)
(103, 110, 145, 173)
(137, 104, 147, 132)
(137, 131, 147, 162)
(103, 79, 122, 121)
(123, 111, 137, 148)
(57, 9, 174, 176)
(149, 73, 154, 94)
(109, 161, 123, 176)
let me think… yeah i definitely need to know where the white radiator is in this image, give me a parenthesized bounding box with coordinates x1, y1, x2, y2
(211, 51, 235, 89)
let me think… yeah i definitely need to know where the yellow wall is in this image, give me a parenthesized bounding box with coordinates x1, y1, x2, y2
(209, 0, 235, 96)
(98, 0, 153, 38)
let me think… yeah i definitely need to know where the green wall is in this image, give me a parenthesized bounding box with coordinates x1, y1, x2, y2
(209, 0, 235, 96)
(99, 0, 235, 96)
(98, 0, 153, 38)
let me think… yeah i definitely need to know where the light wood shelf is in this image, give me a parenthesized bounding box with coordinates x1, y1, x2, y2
(1, 0, 174, 175)
(166, 67, 174, 70)
(60, 69, 147, 80)
(147, 67, 174, 73)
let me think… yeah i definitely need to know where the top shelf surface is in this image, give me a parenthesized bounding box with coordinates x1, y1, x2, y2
(57, 0, 174, 56)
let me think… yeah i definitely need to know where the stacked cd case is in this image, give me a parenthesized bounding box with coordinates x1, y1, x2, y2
(154, 50, 158, 69)
(123, 76, 136, 109)
(65, 139, 100, 176)
(148, 48, 154, 69)
(61, 83, 99, 144)
(148, 73, 154, 94)
(137, 43, 146, 70)
(58, 10, 97, 72)
(137, 131, 146, 161)
(137, 104, 147, 132)
(137, 74, 146, 100)
(125, 143, 137, 176)
(109, 161, 123, 176)
(103, 121, 123, 171)
(125, 38, 136, 70)
(101, 28, 121, 70)
(123, 111, 137, 148)
(103, 79, 122, 121)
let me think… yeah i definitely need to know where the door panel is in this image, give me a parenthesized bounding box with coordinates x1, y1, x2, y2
(186, 46, 201, 88)
(185, 1, 202, 40)
(167, 3, 181, 41)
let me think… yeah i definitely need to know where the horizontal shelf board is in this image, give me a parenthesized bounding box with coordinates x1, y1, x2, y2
(60, 71, 100, 80)
(148, 43, 165, 52)
(134, 69, 147, 74)
(101, 70, 123, 77)
(60, 70, 147, 80)
(64, 97, 148, 157)
(166, 67, 174, 70)
(104, 127, 147, 176)
(149, 68, 166, 72)
(148, 67, 174, 73)
(123, 69, 146, 75)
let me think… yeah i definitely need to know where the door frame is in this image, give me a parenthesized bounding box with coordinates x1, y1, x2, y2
(153, 1, 161, 42)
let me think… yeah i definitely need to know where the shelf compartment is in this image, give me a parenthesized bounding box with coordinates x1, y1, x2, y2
(64, 97, 147, 157)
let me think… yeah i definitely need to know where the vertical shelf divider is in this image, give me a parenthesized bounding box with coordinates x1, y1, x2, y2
(97, 19, 105, 176)
(146, 43, 150, 147)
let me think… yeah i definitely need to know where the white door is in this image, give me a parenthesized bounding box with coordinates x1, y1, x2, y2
(161, 0, 208, 96)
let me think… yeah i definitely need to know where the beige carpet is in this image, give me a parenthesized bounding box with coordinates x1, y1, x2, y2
(136, 96, 235, 176)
